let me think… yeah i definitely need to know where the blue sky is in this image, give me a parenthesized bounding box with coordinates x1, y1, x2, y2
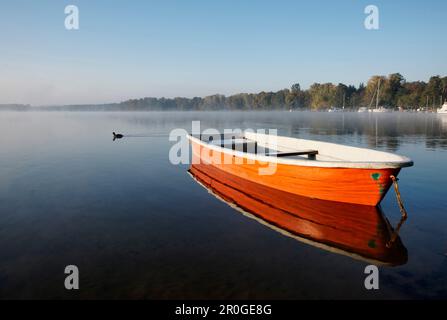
(0, 0, 446, 105)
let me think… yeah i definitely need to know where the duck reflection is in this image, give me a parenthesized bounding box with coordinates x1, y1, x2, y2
(189, 164, 408, 266)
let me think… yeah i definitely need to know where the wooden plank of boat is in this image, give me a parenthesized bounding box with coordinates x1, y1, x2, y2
(265, 150, 318, 159)
(187, 132, 413, 206)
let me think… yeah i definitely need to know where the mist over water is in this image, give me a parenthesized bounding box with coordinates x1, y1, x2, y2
(0, 111, 446, 299)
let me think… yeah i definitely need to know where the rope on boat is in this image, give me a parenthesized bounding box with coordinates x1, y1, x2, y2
(390, 175, 408, 220)
(386, 175, 408, 248)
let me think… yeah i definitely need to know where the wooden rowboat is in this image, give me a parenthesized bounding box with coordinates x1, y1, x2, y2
(188, 164, 408, 266)
(188, 132, 413, 206)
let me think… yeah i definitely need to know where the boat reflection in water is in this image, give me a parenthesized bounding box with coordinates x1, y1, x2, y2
(189, 164, 408, 266)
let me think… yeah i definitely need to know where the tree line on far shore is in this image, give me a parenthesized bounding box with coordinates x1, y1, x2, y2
(109, 73, 447, 111)
(2, 73, 446, 111)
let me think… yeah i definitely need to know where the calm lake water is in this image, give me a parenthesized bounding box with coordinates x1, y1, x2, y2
(0, 111, 446, 299)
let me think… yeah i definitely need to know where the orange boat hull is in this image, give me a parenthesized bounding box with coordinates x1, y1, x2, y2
(191, 140, 400, 206)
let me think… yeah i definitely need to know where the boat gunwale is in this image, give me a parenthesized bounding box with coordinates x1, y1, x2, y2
(187, 134, 414, 169)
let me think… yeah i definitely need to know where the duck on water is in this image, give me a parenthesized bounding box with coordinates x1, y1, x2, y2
(113, 132, 124, 141)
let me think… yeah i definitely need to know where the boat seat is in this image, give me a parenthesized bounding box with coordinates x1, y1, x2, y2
(266, 150, 318, 160)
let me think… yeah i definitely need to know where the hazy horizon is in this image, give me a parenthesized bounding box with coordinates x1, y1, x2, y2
(1, 71, 445, 108)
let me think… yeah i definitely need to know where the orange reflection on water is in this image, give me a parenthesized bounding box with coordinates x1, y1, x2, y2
(189, 164, 407, 266)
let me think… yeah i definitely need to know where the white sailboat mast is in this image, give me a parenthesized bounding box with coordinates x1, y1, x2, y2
(376, 79, 380, 109)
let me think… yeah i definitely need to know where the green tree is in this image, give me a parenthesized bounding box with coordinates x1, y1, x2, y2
(424, 76, 443, 108)
(384, 73, 405, 106)
(364, 75, 386, 107)
(309, 83, 337, 109)
(291, 83, 301, 94)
